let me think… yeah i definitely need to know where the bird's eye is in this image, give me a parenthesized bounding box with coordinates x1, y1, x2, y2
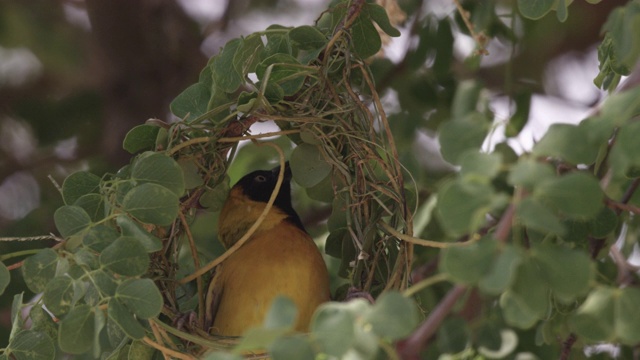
(255, 175, 267, 182)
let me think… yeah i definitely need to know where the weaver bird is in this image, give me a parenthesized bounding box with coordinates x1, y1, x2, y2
(205, 162, 330, 336)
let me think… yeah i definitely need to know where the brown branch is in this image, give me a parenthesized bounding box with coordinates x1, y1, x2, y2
(559, 333, 577, 360)
(396, 285, 467, 359)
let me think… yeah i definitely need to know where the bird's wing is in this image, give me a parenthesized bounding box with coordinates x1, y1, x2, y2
(204, 266, 224, 333)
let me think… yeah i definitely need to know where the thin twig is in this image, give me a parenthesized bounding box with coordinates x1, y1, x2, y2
(178, 141, 286, 284)
(142, 336, 196, 360)
(178, 211, 205, 327)
(396, 285, 468, 359)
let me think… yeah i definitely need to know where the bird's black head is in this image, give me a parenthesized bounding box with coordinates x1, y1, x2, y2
(233, 162, 305, 230)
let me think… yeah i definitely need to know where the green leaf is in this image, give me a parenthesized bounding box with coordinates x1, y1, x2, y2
(93, 304, 106, 358)
(264, 296, 298, 329)
(351, 15, 381, 58)
(0, 262, 9, 296)
(288, 26, 327, 50)
(534, 172, 604, 219)
(533, 244, 593, 303)
(62, 171, 101, 205)
(269, 336, 316, 360)
(116, 215, 162, 253)
(178, 158, 205, 189)
(91, 269, 119, 297)
(122, 183, 179, 226)
(54, 205, 92, 238)
(74, 194, 104, 222)
(83, 224, 119, 252)
(22, 249, 58, 293)
(479, 245, 522, 295)
(108, 299, 146, 340)
(264, 25, 293, 57)
(518, 0, 554, 19)
(601, 3, 640, 71)
(290, 143, 332, 188)
(437, 317, 469, 354)
(199, 178, 230, 212)
(610, 121, 640, 178)
(459, 152, 502, 181)
(311, 302, 357, 357)
(500, 259, 549, 329)
(233, 34, 265, 76)
(616, 287, 640, 345)
(556, 0, 568, 22)
(128, 340, 155, 359)
(532, 123, 599, 165)
(506, 91, 532, 137)
(123, 124, 160, 154)
(169, 82, 210, 119)
(452, 80, 483, 121)
(43, 276, 75, 316)
(588, 207, 618, 238)
(516, 197, 565, 235)
(507, 158, 556, 189)
(212, 38, 244, 93)
(440, 237, 497, 285)
(235, 327, 290, 353)
(99, 236, 149, 277)
(256, 53, 305, 96)
(364, 291, 419, 340)
(366, 4, 401, 37)
(58, 304, 95, 354)
(116, 278, 163, 319)
(131, 152, 185, 197)
(598, 86, 640, 127)
(8, 330, 55, 360)
(29, 305, 58, 346)
(436, 180, 497, 237)
(438, 113, 489, 165)
(571, 287, 615, 342)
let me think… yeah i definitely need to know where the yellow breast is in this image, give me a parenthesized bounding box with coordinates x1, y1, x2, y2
(211, 221, 330, 336)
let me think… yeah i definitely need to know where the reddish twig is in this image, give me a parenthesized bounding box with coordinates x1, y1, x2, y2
(396, 285, 467, 359)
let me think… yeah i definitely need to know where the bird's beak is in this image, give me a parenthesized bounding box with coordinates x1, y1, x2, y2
(271, 161, 292, 181)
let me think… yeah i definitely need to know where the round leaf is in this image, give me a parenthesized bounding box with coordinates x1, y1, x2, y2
(438, 113, 489, 165)
(478, 245, 522, 295)
(54, 205, 92, 238)
(116, 215, 162, 253)
(8, 330, 55, 360)
(82, 224, 119, 252)
(364, 291, 419, 340)
(571, 287, 616, 342)
(516, 197, 566, 236)
(22, 249, 58, 293)
(311, 302, 357, 357)
(122, 183, 179, 226)
(533, 245, 593, 303)
(532, 123, 599, 165)
(108, 299, 146, 340)
(99, 236, 149, 277)
(534, 172, 604, 219)
(518, 0, 554, 19)
(440, 238, 497, 285)
(264, 296, 298, 329)
(115, 278, 163, 319)
(123, 124, 160, 154)
(58, 304, 96, 354)
(131, 152, 185, 197)
(73, 194, 105, 222)
(43, 276, 75, 317)
(290, 143, 331, 188)
(62, 171, 101, 205)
